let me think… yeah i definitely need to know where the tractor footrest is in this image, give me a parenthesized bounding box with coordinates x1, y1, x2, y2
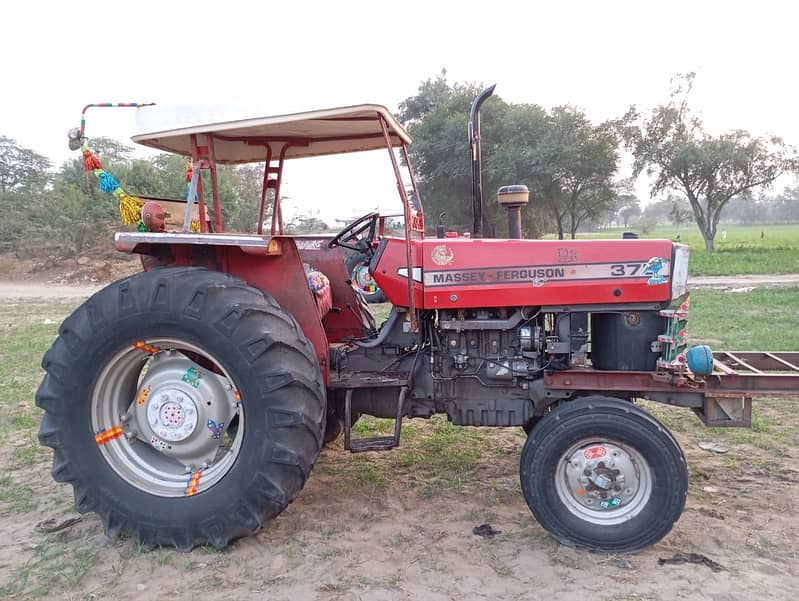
(343, 386, 407, 453)
(349, 436, 397, 453)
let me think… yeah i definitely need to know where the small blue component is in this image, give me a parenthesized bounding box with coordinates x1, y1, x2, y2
(687, 345, 714, 376)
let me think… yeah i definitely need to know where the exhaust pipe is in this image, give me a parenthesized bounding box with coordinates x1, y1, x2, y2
(469, 84, 496, 238)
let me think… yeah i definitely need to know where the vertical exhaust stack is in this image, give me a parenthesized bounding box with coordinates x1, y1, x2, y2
(469, 84, 496, 238)
(497, 185, 529, 239)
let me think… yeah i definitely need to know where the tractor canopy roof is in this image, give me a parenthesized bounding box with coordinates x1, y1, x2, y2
(132, 104, 412, 164)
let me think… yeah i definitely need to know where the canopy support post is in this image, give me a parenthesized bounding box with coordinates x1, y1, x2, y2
(377, 112, 417, 332)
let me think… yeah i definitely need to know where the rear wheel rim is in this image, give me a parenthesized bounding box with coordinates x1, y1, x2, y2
(91, 338, 244, 498)
(555, 438, 652, 525)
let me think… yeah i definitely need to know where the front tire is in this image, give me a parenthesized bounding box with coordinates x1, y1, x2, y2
(520, 397, 687, 553)
(36, 267, 326, 550)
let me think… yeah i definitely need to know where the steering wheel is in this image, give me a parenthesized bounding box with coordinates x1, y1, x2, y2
(327, 212, 379, 254)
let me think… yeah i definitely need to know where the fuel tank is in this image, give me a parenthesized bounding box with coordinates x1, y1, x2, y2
(371, 237, 688, 309)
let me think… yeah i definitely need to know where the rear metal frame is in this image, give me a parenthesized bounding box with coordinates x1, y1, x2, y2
(543, 352, 799, 427)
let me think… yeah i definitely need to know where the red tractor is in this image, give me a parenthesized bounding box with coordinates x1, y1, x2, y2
(38, 91, 797, 553)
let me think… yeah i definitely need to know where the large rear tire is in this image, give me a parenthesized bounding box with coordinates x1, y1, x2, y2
(520, 397, 687, 553)
(36, 267, 325, 550)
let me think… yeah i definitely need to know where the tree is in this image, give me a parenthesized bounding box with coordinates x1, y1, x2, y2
(523, 107, 621, 239)
(88, 137, 134, 164)
(225, 164, 267, 231)
(624, 73, 798, 251)
(402, 75, 621, 240)
(397, 69, 453, 124)
(668, 195, 692, 229)
(0, 135, 51, 194)
(286, 209, 328, 233)
(400, 75, 501, 235)
(617, 195, 641, 228)
(780, 187, 799, 223)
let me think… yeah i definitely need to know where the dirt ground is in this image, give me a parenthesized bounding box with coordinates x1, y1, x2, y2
(1, 401, 797, 601)
(1, 261, 798, 600)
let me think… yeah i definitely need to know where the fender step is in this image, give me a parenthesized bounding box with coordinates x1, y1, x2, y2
(344, 386, 407, 453)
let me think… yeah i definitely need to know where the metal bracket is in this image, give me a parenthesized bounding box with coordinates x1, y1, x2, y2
(695, 395, 752, 427)
(344, 386, 407, 452)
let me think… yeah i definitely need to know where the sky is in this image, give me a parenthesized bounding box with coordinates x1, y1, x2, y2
(2, 0, 797, 225)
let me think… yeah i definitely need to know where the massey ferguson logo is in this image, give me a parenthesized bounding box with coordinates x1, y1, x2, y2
(431, 245, 455, 266)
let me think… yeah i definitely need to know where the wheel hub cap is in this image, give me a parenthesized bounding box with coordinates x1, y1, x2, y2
(148, 390, 198, 442)
(92, 340, 244, 498)
(128, 352, 238, 470)
(556, 440, 652, 525)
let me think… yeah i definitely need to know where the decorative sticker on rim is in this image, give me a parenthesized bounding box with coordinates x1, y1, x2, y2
(95, 425, 124, 445)
(599, 497, 622, 509)
(182, 367, 201, 388)
(133, 340, 159, 354)
(643, 257, 669, 285)
(207, 419, 225, 439)
(185, 470, 202, 496)
(583, 446, 607, 460)
(150, 436, 170, 451)
(431, 245, 455, 266)
(136, 387, 151, 406)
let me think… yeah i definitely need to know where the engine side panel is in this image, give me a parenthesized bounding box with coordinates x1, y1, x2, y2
(373, 238, 679, 309)
(369, 238, 424, 308)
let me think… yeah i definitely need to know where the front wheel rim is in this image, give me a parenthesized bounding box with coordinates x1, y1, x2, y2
(554, 438, 652, 525)
(91, 338, 244, 498)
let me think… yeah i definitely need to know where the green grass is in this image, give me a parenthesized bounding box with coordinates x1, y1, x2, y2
(566, 224, 799, 276)
(0, 303, 73, 444)
(321, 413, 506, 496)
(0, 540, 100, 599)
(686, 287, 799, 350)
(0, 475, 36, 513)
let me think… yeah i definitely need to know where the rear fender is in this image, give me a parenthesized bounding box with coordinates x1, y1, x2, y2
(115, 232, 336, 380)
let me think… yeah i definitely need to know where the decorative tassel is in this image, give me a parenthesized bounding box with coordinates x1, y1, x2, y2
(189, 220, 201, 232)
(117, 191, 144, 225)
(75, 102, 156, 227)
(98, 171, 120, 193)
(83, 148, 103, 171)
(185, 163, 193, 183)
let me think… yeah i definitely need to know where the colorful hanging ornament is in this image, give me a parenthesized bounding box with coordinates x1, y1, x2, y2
(71, 102, 155, 226)
(81, 143, 143, 225)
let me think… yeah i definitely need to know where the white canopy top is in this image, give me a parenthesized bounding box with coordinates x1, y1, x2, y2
(132, 104, 412, 163)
